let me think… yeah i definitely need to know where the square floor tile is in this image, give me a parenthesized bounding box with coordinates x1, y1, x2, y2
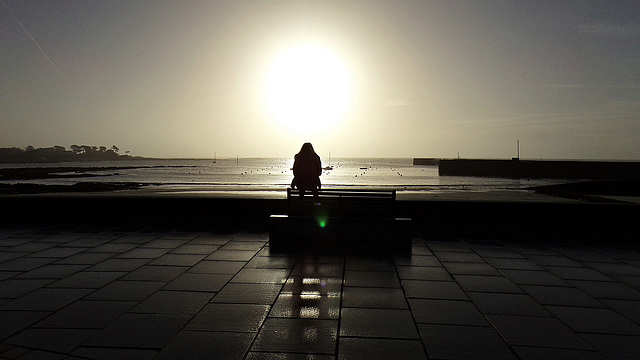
(213, 283, 283, 304)
(454, 275, 522, 293)
(338, 338, 427, 360)
(344, 271, 400, 288)
(486, 314, 591, 349)
(340, 308, 418, 339)
(396, 266, 452, 281)
(155, 331, 255, 360)
(188, 260, 245, 274)
(467, 292, 550, 316)
(408, 299, 488, 326)
(271, 293, 341, 319)
(1, 288, 91, 311)
(402, 280, 468, 300)
(131, 291, 213, 315)
(84, 313, 190, 349)
(34, 300, 134, 329)
(163, 273, 232, 292)
(231, 269, 290, 284)
(84, 280, 165, 301)
(512, 346, 605, 360)
(186, 303, 269, 332)
(546, 305, 640, 335)
(520, 285, 604, 307)
(122, 265, 187, 281)
(6, 328, 96, 353)
(251, 318, 337, 354)
(443, 262, 502, 276)
(342, 287, 408, 309)
(419, 324, 516, 360)
(501, 269, 568, 286)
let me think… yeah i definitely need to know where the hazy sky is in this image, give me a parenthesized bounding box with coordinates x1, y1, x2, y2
(2, 1, 639, 159)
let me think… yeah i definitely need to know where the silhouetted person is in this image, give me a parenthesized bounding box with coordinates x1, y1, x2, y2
(291, 143, 322, 197)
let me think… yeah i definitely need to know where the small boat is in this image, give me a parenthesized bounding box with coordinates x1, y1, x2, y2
(323, 152, 333, 170)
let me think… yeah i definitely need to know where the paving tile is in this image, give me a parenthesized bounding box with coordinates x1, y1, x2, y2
(419, 324, 516, 360)
(122, 265, 187, 281)
(585, 262, 640, 276)
(87, 258, 150, 272)
(72, 347, 157, 360)
(442, 261, 501, 276)
(251, 318, 337, 354)
(155, 331, 255, 360)
(16, 264, 88, 279)
(231, 268, 290, 284)
(148, 254, 206, 266)
(555, 248, 618, 263)
(467, 292, 550, 316)
(187, 235, 232, 245)
(394, 255, 441, 267)
(169, 244, 220, 254)
(8, 349, 65, 360)
(600, 299, 640, 324)
(111, 235, 157, 244)
(220, 241, 266, 251)
(611, 275, 640, 291)
(580, 333, 640, 359)
(568, 279, 640, 300)
(116, 248, 170, 259)
(27, 247, 85, 258)
(90, 243, 137, 253)
(396, 266, 453, 281)
(290, 262, 343, 276)
(213, 283, 283, 304)
(434, 251, 484, 263)
(0, 271, 19, 281)
(520, 285, 604, 307)
(543, 266, 612, 281)
(188, 260, 245, 274)
(131, 290, 213, 315)
(246, 352, 334, 359)
(84, 313, 190, 349)
(163, 273, 232, 292)
(139, 239, 189, 248)
(546, 305, 640, 335)
(186, 303, 269, 332)
(0, 279, 53, 298)
(0, 310, 50, 339)
(338, 338, 427, 360)
(454, 275, 522, 293)
(340, 308, 418, 339)
(281, 277, 342, 297)
(525, 255, 583, 267)
(206, 249, 258, 261)
(1, 288, 91, 311)
(0, 257, 55, 271)
(270, 293, 341, 319)
(53, 252, 117, 267)
(500, 269, 568, 286)
(342, 286, 408, 309)
(344, 258, 395, 272)
(512, 346, 606, 360)
(34, 300, 135, 329)
(246, 256, 298, 269)
(9, 243, 54, 252)
(84, 280, 165, 301)
(486, 314, 592, 349)
(5, 328, 96, 353)
(402, 280, 468, 300)
(344, 271, 400, 288)
(485, 257, 543, 270)
(408, 299, 488, 326)
(472, 247, 524, 258)
(427, 242, 472, 252)
(48, 271, 125, 288)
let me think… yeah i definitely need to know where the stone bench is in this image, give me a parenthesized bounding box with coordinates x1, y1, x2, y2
(269, 188, 411, 253)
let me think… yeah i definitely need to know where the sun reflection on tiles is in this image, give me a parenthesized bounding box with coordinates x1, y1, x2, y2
(300, 306, 320, 318)
(300, 291, 322, 300)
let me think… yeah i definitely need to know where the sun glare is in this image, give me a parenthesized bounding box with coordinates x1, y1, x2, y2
(264, 44, 352, 133)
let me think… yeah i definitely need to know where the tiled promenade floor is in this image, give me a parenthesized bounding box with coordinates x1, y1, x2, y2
(1, 223, 640, 359)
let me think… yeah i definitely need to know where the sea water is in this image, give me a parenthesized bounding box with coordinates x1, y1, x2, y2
(0, 158, 567, 194)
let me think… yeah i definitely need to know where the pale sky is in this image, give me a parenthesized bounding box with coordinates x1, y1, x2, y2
(2, 1, 639, 159)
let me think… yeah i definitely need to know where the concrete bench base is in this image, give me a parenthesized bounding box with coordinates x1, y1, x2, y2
(269, 215, 411, 254)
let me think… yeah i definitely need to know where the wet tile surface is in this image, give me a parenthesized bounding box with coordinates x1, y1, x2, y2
(1, 223, 640, 359)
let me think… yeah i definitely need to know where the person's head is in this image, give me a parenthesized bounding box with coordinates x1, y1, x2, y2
(298, 142, 315, 155)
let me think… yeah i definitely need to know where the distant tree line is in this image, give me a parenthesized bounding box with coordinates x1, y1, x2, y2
(0, 145, 140, 163)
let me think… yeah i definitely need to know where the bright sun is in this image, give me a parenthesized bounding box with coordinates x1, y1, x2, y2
(264, 44, 352, 133)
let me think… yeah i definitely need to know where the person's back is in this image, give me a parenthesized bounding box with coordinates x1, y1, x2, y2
(292, 143, 322, 196)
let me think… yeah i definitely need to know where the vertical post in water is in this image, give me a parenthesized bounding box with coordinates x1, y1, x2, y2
(517, 139, 520, 159)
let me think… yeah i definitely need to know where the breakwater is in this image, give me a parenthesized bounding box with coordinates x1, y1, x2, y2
(437, 159, 640, 179)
